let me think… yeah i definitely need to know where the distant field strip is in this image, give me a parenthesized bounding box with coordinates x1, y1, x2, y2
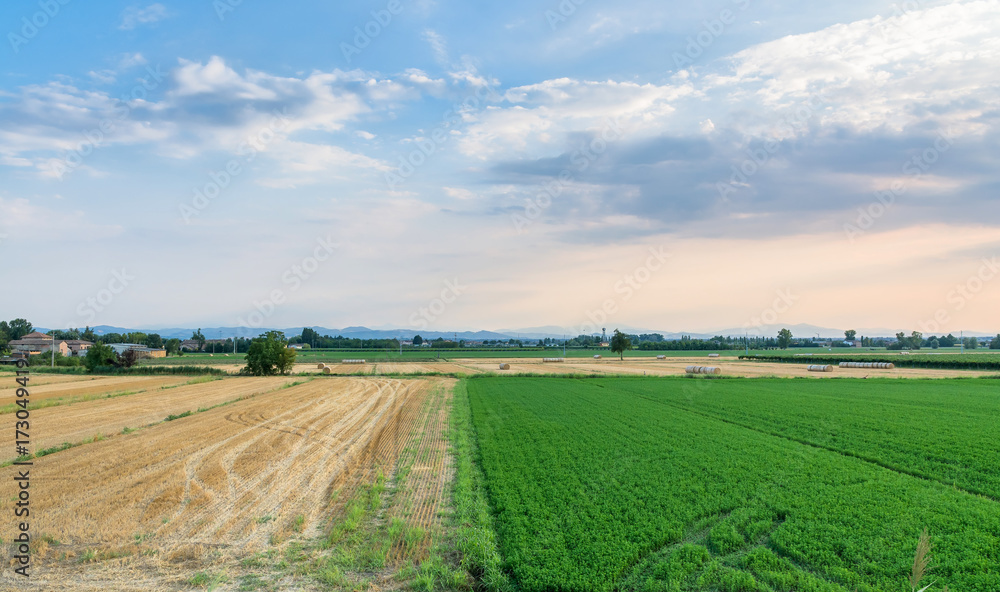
(7, 376, 299, 457)
(467, 377, 1000, 592)
(621, 378, 1000, 501)
(0, 375, 191, 407)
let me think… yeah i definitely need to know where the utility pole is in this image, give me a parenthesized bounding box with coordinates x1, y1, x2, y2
(51, 333, 55, 367)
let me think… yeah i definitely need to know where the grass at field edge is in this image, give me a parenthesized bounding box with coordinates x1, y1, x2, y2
(451, 379, 515, 591)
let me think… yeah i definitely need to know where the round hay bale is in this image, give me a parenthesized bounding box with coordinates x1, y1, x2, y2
(808, 365, 834, 372)
(317, 363, 325, 369)
(542, 358, 565, 363)
(594, 355, 602, 359)
(656, 355, 666, 360)
(499, 363, 510, 370)
(708, 353, 720, 358)
(322, 366, 332, 375)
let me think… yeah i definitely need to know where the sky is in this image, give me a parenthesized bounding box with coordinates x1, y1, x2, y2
(1, 0, 998, 336)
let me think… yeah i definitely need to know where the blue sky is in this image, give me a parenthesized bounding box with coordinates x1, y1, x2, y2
(1, 0, 999, 335)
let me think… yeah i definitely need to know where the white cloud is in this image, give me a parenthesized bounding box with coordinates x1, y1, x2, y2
(0, 58, 422, 178)
(118, 53, 148, 69)
(458, 78, 695, 159)
(119, 3, 169, 30)
(89, 70, 117, 84)
(704, 0, 1000, 136)
(423, 29, 449, 65)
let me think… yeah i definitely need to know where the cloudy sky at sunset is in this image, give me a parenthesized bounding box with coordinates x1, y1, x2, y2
(1, 0, 998, 335)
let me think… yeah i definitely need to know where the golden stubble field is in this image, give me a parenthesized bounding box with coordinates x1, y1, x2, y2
(0, 375, 453, 591)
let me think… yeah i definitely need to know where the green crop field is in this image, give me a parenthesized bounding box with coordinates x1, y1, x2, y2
(464, 377, 1000, 592)
(744, 352, 1000, 371)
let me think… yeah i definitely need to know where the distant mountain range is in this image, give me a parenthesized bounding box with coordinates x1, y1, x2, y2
(34, 323, 997, 341)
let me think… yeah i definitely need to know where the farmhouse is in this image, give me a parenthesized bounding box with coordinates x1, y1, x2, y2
(179, 339, 202, 352)
(8, 332, 93, 357)
(108, 343, 167, 358)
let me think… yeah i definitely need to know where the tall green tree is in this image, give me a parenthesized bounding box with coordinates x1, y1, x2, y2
(844, 329, 857, 341)
(192, 329, 206, 351)
(244, 331, 296, 376)
(990, 335, 1000, 350)
(7, 319, 33, 340)
(777, 328, 793, 349)
(84, 343, 117, 372)
(164, 338, 182, 356)
(610, 329, 633, 361)
(413, 334, 423, 346)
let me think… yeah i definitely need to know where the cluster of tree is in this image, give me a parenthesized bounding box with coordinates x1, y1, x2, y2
(289, 328, 400, 349)
(481, 338, 526, 346)
(83, 343, 143, 372)
(637, 335, 737, 351)
(0, 318, 34, 352)
(243, 331, 296, 376)
(886, 332, 984, 350)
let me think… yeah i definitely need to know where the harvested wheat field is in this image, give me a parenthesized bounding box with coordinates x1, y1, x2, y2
(387, 381, 454, 562)
(0, 375, 191, 407)
(0, 372, 104, 388)
(446, 357, 987, 379)
(10, 376, 300, 457)
(0, 377, 445, 591)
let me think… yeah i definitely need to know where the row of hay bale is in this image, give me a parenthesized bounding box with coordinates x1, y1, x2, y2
(686, 366, 722, 375)
(840, 361, 895, 369)
(316, 363, 334, 375)
(542, 358, 565, 363)
(807, 365, 834, 372)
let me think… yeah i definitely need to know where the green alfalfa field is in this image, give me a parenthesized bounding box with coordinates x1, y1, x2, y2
(459, 376, 1000, 592)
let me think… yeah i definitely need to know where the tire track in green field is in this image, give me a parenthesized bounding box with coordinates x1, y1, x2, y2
(635, 393, 999, 504)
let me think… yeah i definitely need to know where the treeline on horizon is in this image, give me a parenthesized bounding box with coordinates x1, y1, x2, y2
(4, 319, 1000, 360)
